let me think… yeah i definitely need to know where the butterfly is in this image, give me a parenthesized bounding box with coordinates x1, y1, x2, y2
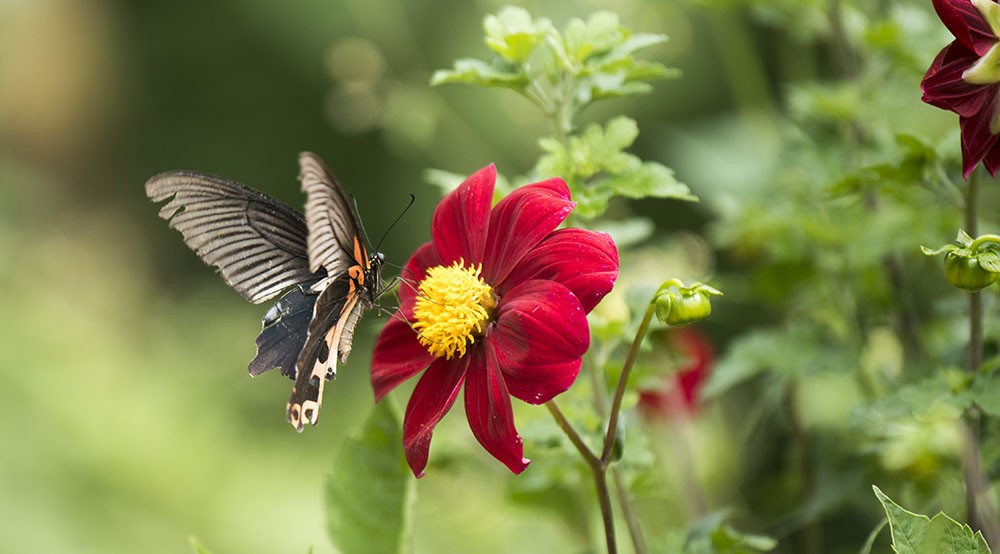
(146, 152, 384, 431)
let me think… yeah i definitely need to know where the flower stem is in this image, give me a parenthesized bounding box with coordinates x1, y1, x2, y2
(962, 169, 1000, 546)
(546, 400, 616, 553)
(601, 300, 657, 467)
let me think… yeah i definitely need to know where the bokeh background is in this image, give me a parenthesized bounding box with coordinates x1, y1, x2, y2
(0, 0, 967, 552)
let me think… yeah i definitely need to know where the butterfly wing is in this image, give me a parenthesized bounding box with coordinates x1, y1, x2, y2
(145, 171, 314, 304)
(248, 281, 321, 379)
(299, 151, 368, 275)
(286, 152, 380, 431)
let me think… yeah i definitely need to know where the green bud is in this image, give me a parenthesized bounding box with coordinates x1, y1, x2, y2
(653, 280, 723, 326)
(943, 252, 998, 291)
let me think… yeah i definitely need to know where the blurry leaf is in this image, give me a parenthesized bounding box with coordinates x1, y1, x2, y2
(483, 6, 551, 62)
(957, 229, 974, 247)
(681, 512, 777, 553)
(430, 58, 528, 89)
(562, 11, 624, 64)
(859, 520, 888, 554)
(970, 375, 1000, 418)
(326, 402, 415, 554)
(189, 537, 215, 554)
(873, 486, 991, 554)
(589, 217, 655, 248)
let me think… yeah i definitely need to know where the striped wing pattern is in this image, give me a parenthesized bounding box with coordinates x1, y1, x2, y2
(146, 171, 313, 304)
(299, 152, 363, 275)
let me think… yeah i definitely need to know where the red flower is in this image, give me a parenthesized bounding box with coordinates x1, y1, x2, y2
(638, 328, 714, 418)
(371, 164, 619, 477)
(922, 0, 1000, 178)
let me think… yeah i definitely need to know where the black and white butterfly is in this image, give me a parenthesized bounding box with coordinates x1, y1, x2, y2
(146, 152, 384, 431)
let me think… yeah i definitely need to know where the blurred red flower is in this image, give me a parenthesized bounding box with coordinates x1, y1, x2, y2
(371, 164, 619, 477)
(922, 0, 1000, 178)
(638, 328, 714, 418)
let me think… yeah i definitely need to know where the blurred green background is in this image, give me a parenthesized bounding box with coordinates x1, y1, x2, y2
(0, 0, 961, 552)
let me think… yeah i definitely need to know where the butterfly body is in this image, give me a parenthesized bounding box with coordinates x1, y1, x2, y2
(146, 152, 383, 431)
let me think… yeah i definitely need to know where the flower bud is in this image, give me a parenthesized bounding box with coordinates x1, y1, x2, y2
(943, 252, 998, 292)
(654, 281, 722, 326)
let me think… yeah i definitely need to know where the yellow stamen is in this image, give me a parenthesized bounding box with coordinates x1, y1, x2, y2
(413, 259, 496, 359)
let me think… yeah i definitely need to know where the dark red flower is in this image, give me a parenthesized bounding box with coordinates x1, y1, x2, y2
(638, 328, 714, 418)
(922, 0, 1000, 178)
(371, 164, 619, 477)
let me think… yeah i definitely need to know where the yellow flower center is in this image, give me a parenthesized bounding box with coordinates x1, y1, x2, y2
(412, 259, 496, 360)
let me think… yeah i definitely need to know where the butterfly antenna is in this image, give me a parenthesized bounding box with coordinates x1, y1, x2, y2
(374, 194, 416, 253)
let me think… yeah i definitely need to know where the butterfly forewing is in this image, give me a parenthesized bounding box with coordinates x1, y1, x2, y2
(299, 152, 366, 276)
(145, 171, 314, 304)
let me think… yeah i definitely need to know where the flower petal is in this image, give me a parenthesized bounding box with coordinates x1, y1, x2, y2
(490, 279, 588, 404)
(922, 41, 993, 117)
(933, 0, 999, 56)
(402, 357, 468, 477)
(961, 93, 1000, 178)
(483, 178, 575, 287)
(432, 164, 496, 265)
(985, 137, 1000, 176)
(500, 228, 619, 313)
(371, 317, 435, 401)
(398, 242, 440, 315)
(464, 341, 529, 474)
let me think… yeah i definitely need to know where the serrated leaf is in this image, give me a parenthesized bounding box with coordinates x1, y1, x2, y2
(873, 486, 991, 554)
(483, 6, 550, 62)
(326, 402, 415, 554)
(430, 58, 527, 89)
(978, 250, 1000, 273)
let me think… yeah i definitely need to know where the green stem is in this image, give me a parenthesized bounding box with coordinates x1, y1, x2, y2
(961, 169, 1000, 546)
(601, 300, 657, 467)
(969, 234, 1000, 253)
(546, 401, 616, 554)
(967, 170, 983, 375)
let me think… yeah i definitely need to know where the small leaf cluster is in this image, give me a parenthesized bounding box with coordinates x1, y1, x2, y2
(432, 5, 693, 220)
(431, 7, 678, 113)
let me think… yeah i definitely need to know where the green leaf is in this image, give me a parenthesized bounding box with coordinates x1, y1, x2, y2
(563, 11, 625, 63)
(920, 244, 958, 256)
(971, 376, 1000, 418)
(977, 250, 1000, 273)
(430, 58, 528, 89)
(189, 537, 215, 554)
(872, 485, 991, 554)
(483, 6, 551, 62)
(326, 402, 415, 554)
(681, 512, 778, 553)
(957, 229, 974, 247)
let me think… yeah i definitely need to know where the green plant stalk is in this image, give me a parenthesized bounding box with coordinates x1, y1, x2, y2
(546, 400, 617, 554)
(601, 300, 657, 467)
(588, 344, 647, 554)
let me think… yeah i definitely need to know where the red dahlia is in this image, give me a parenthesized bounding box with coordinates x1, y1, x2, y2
(371, 164, 619, 477)
(922, 0, 1000, 178)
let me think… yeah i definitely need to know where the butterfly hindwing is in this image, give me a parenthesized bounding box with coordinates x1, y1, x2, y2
(286, 273, 373, 431)
(248, 281, 320, 379)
